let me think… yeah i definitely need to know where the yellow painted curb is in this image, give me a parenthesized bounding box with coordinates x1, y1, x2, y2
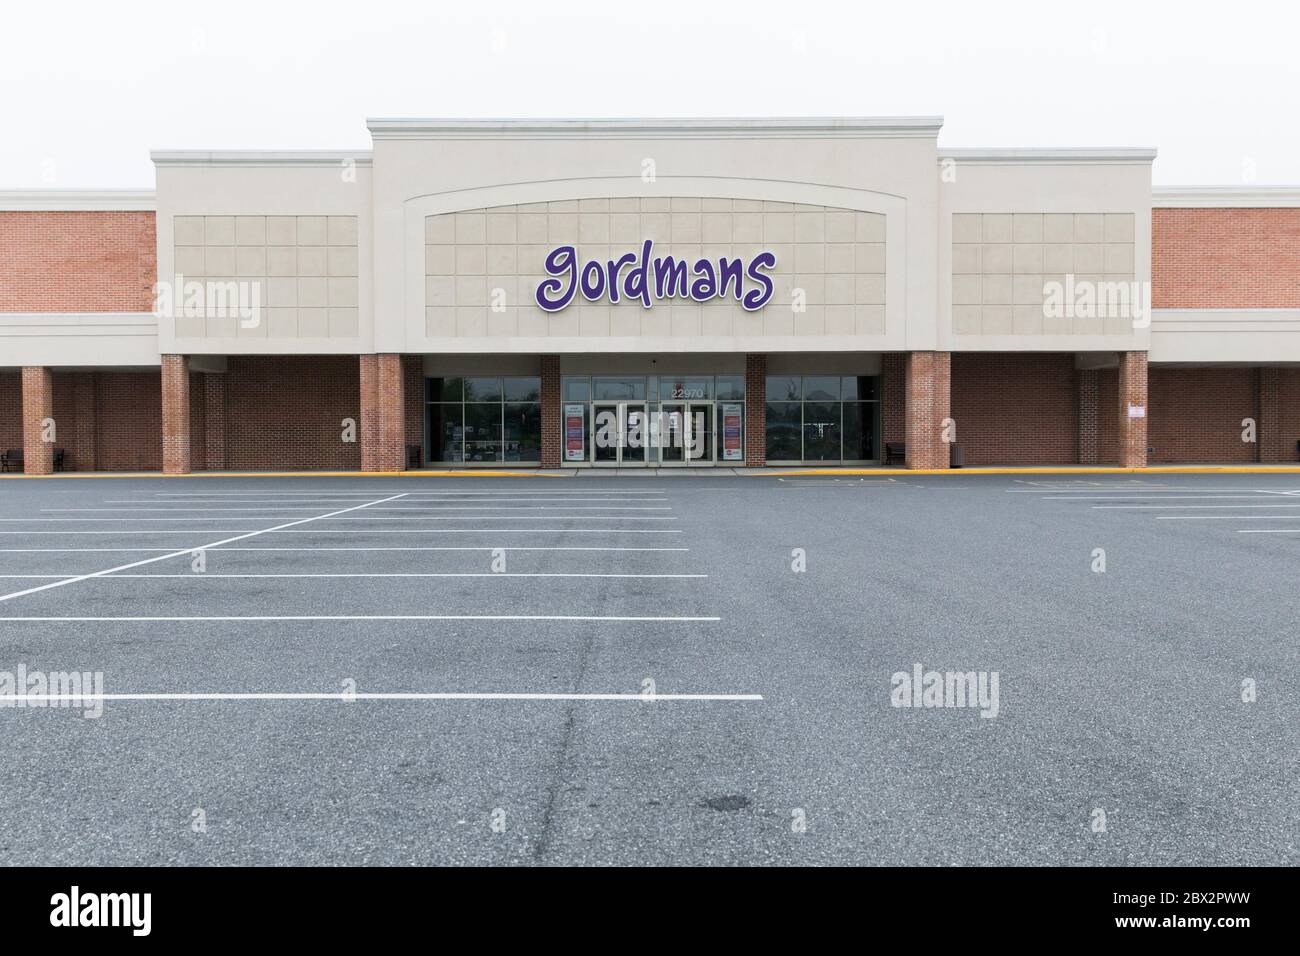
(3, 465, 1299, 479)
(764, 466, 1300, 476)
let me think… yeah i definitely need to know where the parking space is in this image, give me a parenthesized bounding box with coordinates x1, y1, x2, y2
(0, 474, 1294, 865)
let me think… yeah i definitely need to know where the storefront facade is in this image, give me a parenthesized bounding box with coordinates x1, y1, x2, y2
(2, 118, 1299, 473)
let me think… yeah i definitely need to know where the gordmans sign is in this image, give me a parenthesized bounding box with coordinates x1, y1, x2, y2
(535, 240, 776, 312)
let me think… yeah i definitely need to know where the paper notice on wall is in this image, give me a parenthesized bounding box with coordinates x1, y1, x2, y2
(564, 404, 585, 461)
(1127, 405, 1146, 419)
(721, 403, 743, 461)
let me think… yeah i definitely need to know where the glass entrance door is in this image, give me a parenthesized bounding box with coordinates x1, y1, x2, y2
(591, 402, 648, 466)
(659, 403, 687, 465)
(686, 402, 714, 465)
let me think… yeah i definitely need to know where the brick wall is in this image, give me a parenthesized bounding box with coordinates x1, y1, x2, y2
(94, 372, 163, 471)
(904, 351, 950, 469)
(358, 354, 405, 472)
(540, 355, 561, 468)
(224, 356, 361, 470)
(1077, 368, 1100, 465)
(1153, 208, 1300, 308)
(20, 367, 54, 474)
(0, 371, 23, 460)
(189, 373, 207, 472)
(1148, 366, 1256, 463)
(881, 353, 906, 445)
(1279, 369, 1300, 463)
(744, 354, 766, 466)
(1117, 352, 1148, 468)
(402, 354, 424, 465)
(0, 211, 156, 312)
(204, 374, 227, 470)
(161, 354, 190, 474)
(950, 353, 1078, 465)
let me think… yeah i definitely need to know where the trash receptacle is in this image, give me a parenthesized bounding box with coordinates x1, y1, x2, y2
(950, 443, 964, 468)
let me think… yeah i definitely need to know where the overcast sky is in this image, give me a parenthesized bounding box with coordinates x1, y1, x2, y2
(2, 0, 1296, 188)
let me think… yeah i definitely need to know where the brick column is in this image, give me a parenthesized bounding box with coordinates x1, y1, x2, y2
(1257, 367, 1281, 463)
(20, 366, 54, 476)
(161, 354, 191, 475)
(204, 373, 226, 470)
(904, 351, 951, 469)
(540, 355, 562, 468)
(1077, 368, 1100, 465)
(744, 354, 766, 467)
(1117, 351, 1148, 468)
(359, 353, 406, 471)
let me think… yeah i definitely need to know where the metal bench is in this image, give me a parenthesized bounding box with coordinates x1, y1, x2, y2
(0, 448, 68, 472)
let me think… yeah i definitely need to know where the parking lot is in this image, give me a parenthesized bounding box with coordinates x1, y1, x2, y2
(0, 472, 1294, 865)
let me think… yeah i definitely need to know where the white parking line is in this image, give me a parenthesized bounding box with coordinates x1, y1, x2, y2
(0, 529, 684, 535)
(0, 493, 407, 604)
(1155, 515, 1300, 520)
(0, 573, 710, 579)
(100, 502, 670, 509)
(1006, 488, 1280, 493)
(7, 692, 762, 702)
(0, 516, 679, 522)
(146, 490, 671, 497)
(1094, 504, 1300, 509)
(47, 505, 674, 512)
(0, 546, 690, 553)
(1046, 495, 1289, 501)
(0, 614, 721, 622)
(1236, 529, 1300, 533)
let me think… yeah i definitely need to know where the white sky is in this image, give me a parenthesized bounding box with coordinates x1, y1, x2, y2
(2, 0, 1297, 188)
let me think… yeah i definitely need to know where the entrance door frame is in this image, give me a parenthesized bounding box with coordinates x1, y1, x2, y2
(590, 401, 650, 467)
(685, 401, 715, 467)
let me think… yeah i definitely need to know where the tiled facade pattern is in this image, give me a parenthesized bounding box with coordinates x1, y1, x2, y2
(952, 213, 1137, 335)
(424, 199, 887, 340)
(172, 214, 359, 339)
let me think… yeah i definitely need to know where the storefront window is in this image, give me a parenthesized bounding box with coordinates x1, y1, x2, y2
(764, 374, 880, 462)
(802, 402, 841, 460)
(504, 403, 542, 462)
(658, 376, 713, 401)
(426, 376, 541, 464)
(464, 377, 503, 403)
(562, 377, 590, 401)
(765, 376, 801, 402)
(802, 376, 841, 401)
(427, 402, 463, 462)
(592, 376, 647, 401)
(764, 401, 801, 460)
(842, 402, 877, 461)
(841, 376, 880, 401)
(715, 375, 745, 401)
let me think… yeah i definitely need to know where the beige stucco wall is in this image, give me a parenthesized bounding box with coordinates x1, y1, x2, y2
(422, 198, 886, 342)
(153, 157, 372, 355)
(172, 214, 358, 340)
(951, 212, 1136, 336)
(372, 123, 937, 355)
(937, 153, 1154, 353)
